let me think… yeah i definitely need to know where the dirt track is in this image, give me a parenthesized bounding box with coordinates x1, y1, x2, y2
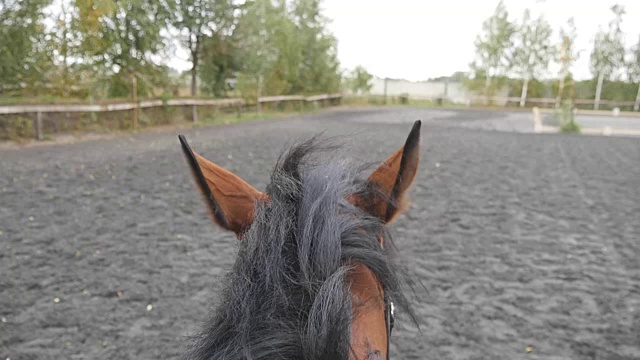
(1, 107, 639, 359)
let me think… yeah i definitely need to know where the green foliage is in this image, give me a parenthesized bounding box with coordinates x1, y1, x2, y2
(173, 0, 238, 96)
(199, 34, 238, 97)
(627, 35, 640, 83)
(511, 10, 553, 80)
(464, 70, 509, 98)
(554, 102, 581, 133)
(507, 78, 552, 99)
(290, 0, 341, 94)
(233, 0, 340, 97)
(511, 9, 553, 105)
(0, 0, 52, 93)
(556, 18, 580, 70)
(590, 5, 626, 80)
(343, 66, 373, 94)
(0, 116, 34, 140)
(470, 0, 516, 94)
(74, 0, 174, 97)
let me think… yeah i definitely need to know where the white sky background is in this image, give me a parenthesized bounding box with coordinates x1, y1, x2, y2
(168, 0, 640, 82)
(322, 0, 640, 81)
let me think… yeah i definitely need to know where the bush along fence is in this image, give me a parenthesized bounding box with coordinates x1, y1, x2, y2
(0, 94, 343, 141)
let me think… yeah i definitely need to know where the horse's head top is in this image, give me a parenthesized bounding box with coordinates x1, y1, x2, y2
(179, 120, 421, 360)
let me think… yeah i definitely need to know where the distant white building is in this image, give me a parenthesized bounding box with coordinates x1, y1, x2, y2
(366, 77, 508, 105)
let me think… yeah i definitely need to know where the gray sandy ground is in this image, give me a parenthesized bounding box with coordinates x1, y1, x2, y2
(1, 107, 639, 359)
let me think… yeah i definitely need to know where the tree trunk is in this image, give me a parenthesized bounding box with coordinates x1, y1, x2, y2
(131, 74, 138, 129)
(484, 76, 491, 105)
(190, 64, 198, 97)
(594, 72, 604, 110)
(383, 77, 388, 104)
(256, 75, 263, 114)
(190, 50, 198, 123)
(634, 83, 640, 112)
(556, 76, 565, 108)
(519, 78, 529, 108)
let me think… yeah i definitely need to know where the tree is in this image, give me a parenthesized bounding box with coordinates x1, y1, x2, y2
(75, 0, 174, 97)
(173, 0, 238, 97)
(627, 35, 640, 111)
(233, 0, 340, 96)
(590, 4, 626, 110)
(199, 32, 239, 97)
(511, 9, 553, 107)
(555, 17, 580, 107)
(43, 0, 85, 96)
(234, 0, 288, 94)
(290, 0, 341, 94)
(0, 0, 52, 93)
(344, 66, 373, 94)
(471, 0, 516, 102)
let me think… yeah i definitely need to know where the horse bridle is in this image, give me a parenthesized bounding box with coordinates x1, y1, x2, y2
(384, 294, 395, 359)
(381, 239, 395, 359)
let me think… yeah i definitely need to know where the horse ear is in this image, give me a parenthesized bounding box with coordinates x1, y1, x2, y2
(179, 135, 266, 237)
(353, 120, 421, 223)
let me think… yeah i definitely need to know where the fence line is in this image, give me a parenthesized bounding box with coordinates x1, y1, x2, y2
(346, 93, 640, 109)
(0, 94, 344, 115)
(0, 94, 343, 140)
(467, 96, 639, 108)
(532, 107, 640, 136)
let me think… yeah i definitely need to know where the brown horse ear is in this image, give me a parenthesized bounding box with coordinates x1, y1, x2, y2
(179, 135, 266, 237)
(353, 120, 421, 223)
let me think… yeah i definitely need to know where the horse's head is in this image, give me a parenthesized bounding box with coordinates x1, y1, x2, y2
(179, 120, 421, 360)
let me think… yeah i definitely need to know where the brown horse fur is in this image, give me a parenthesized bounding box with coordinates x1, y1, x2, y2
(179, 120, 421, 360)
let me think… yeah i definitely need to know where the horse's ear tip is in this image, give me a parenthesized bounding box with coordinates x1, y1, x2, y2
(406, 120, 421, 146)
(178, 135, 190, 149)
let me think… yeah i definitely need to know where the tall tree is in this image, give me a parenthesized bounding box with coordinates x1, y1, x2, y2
(233, 0, 340, 96)
(173, 0, 238, 97)
(511, 9, 553, 107)
(590, 4, 626, 110)
(45, 0, 84, 96)
(555, 17, 580, 107)
(234, 0, 286, 94)
(290, 0, 341, 94)
(344, 65, 373, 94)
(0, 0, 51, 93)
(471, 0, 516, 102)
(75, 0, 174, 97)
(627, 35, 640, 111)
(199, 32, 238, 97)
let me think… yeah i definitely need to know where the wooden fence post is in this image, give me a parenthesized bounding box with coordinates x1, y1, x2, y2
(192, 104, 197, 123)
(383, 77, 388, 104)
(532, 107, 542, 133)
(34, 111, 43, 140)
(131, 75, 138, 129)
(256, 75, 263, 115)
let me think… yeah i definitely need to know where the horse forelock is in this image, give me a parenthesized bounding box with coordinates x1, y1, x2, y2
(183, 137, 415, 360)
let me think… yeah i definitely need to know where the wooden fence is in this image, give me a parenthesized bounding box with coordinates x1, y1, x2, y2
(0, 94, 343, 140)
(344, 93, 640, 110)
(469, 96, 640, 109)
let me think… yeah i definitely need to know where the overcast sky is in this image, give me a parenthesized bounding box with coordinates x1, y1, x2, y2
(322, 0, 640, 81)
(169, 0, 640, 82)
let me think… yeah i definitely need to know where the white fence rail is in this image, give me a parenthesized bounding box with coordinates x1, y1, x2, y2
(0, 94, 343, 140)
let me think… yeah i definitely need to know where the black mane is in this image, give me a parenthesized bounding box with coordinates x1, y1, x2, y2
(183, 138, 416, 360)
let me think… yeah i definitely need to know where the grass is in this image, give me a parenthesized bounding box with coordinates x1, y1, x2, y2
(0, 106, 323, 144)
(341, 95, 510, 110)
(553, 102, 582, 133)
(197, 107, 318, 128)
